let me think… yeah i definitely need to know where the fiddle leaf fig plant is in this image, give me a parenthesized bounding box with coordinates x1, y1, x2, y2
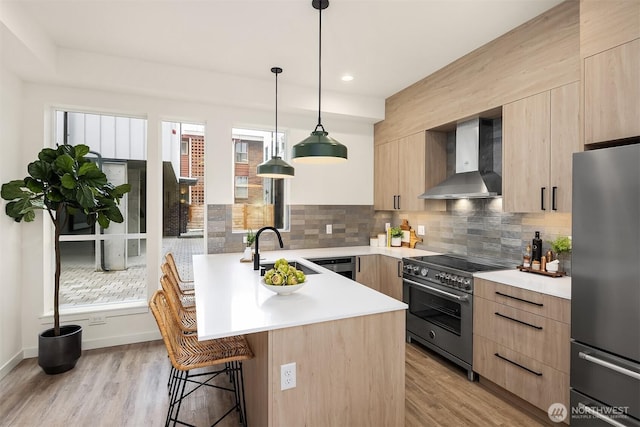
(1, 144, 131, 336)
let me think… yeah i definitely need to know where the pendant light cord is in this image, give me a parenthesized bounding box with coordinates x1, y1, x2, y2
(275, 69, 279, 157)
(315, 2, 324, 133)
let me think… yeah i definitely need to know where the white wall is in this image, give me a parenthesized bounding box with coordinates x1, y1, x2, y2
(10, 81, 374, 363)
(0, 64, 24, 377)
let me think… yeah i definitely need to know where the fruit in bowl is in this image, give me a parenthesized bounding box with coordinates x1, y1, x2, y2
(262, 259, 307, 295)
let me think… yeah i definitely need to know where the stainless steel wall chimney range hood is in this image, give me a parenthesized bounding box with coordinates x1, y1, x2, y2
(419, 118, 502, 199)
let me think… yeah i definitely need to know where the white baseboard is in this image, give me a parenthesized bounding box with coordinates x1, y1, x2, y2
(21, 330, 162, 359)
(0, 350, 25, 380)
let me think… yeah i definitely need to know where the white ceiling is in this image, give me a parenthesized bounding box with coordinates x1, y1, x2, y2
(3, 0, 564, 101)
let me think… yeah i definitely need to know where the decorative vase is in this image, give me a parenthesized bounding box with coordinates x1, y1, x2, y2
(38, 324, 82, 375)
(243, 247, 253, 261)
(391, 236, 402, 247)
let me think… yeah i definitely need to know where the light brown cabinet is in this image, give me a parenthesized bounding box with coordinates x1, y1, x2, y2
(473, 278, 570, 418)
(354, 255, 379, 292)
(354, 255, 403, 301)
(378, 256, 403, 301)
(502, 82, 580, 213)
(374, 131, 446, 211)
(584, 39, 640, 145)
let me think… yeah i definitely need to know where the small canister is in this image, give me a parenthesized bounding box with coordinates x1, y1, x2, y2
(370, 237, 378, 247)
(377, 233, 387, 247)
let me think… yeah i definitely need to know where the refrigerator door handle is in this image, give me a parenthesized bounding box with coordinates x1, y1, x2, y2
(577, 403, 628, 427)
(579, 351, 640, 380)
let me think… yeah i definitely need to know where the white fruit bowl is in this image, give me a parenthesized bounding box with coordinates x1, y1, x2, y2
(261, 281, 306, 295)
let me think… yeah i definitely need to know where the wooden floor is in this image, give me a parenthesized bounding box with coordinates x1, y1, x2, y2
(0, 341, 550, 427)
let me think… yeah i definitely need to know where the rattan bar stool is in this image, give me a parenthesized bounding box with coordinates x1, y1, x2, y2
(165, 252, 195, 293)
(161, 262, 196, 309)
(150, 290, 253, 427)
(159, 273, 197, 395)
(160, 274, 198, 334)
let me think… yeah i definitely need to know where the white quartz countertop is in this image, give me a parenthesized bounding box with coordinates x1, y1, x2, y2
(262, 245, 441, 260)
(474, 269, 572, 300)
(193, 247, 416, 340)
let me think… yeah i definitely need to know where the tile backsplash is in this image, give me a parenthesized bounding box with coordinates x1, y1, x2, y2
(391, 198, 572, 273)
(207, 201, 572, 274)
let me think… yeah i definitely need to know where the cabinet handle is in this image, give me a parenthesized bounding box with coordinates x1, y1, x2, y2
(540, 187, 546, 211)
(397, 260, 402, 278)
(397, 195, 401, 210)
(495, 291, 543, 307)
(552, 186, 557, 211)
(358, 257, 361, 273)
(495, 312, 543, 330)
(393, 195, 397, 209)
(495, 353, 543, 376)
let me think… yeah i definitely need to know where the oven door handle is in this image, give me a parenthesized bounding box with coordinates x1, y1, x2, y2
(403, 278, 469, 302)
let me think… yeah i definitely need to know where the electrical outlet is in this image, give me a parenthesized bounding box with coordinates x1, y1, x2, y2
(88, 314, 106, 325)
(243, 235, 248, 244)
(385, 222, 391, 231)
(326, 224, 332, 234)
(281, 362, 296, 390)
(417, 225, 425, 236)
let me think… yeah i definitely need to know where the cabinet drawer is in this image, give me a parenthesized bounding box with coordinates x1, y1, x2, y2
(474, 297, 570, 373)
(475, 278, 570, 323)
(474, 334, 569, 413)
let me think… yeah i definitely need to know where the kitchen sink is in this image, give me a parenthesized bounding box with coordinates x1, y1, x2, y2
(259, 261, 319, 275)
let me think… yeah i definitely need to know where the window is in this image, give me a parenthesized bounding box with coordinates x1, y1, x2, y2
(235, 176, 248, 199)
(232, 128, 288, 231)
(55, 110, 148, 308)
(235, 140, 248, 163)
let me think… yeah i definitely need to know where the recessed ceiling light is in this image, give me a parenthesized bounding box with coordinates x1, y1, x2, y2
(341, 74, 354, 82)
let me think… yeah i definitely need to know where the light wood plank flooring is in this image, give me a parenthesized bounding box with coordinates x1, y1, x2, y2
(0, 341, 550, 426)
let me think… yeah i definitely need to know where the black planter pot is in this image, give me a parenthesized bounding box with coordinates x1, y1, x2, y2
(38, 325, 82, 375)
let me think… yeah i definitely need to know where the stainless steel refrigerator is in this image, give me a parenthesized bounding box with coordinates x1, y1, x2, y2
(571, 143, 640, 426)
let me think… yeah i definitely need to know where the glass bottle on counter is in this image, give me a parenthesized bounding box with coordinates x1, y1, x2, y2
(523, 243, 531, 267)
(532, 231, 542, 263)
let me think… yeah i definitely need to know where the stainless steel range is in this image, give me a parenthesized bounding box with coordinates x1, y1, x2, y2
(402, 254, 508, 381)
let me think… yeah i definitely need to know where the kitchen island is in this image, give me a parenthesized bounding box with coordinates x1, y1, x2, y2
(193, 250, 409, 426)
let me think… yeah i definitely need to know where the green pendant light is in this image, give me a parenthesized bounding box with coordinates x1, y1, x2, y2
(257, 67, 295, 178)
(292, 0, 348, 164)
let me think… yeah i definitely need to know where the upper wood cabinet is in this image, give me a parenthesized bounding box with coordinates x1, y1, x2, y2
(502, 82, 580, 213)
(584, 39, 640, 144)
(374, 131, 446, 211)
(580, 0, 639, 59)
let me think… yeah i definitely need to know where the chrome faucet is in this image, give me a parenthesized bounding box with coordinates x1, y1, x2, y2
(253, 226, 284, 270)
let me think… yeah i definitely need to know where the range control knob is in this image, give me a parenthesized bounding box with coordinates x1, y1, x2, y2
(412, 265, 420, 275)
(420, 267, 428, 277)
(445, 274, 452, 284)
(463, 279, 472, 290)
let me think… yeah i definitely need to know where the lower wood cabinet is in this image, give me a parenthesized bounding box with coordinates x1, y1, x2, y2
(354, 255, 379, 292)
(354, 255, 403, 301)
(378, 256, 403, 301)
(474, 335, 569, 414)
(473, 278, 570, 419)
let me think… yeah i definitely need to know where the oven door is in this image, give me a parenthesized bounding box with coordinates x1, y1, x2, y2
(403, 277, 473, 366)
